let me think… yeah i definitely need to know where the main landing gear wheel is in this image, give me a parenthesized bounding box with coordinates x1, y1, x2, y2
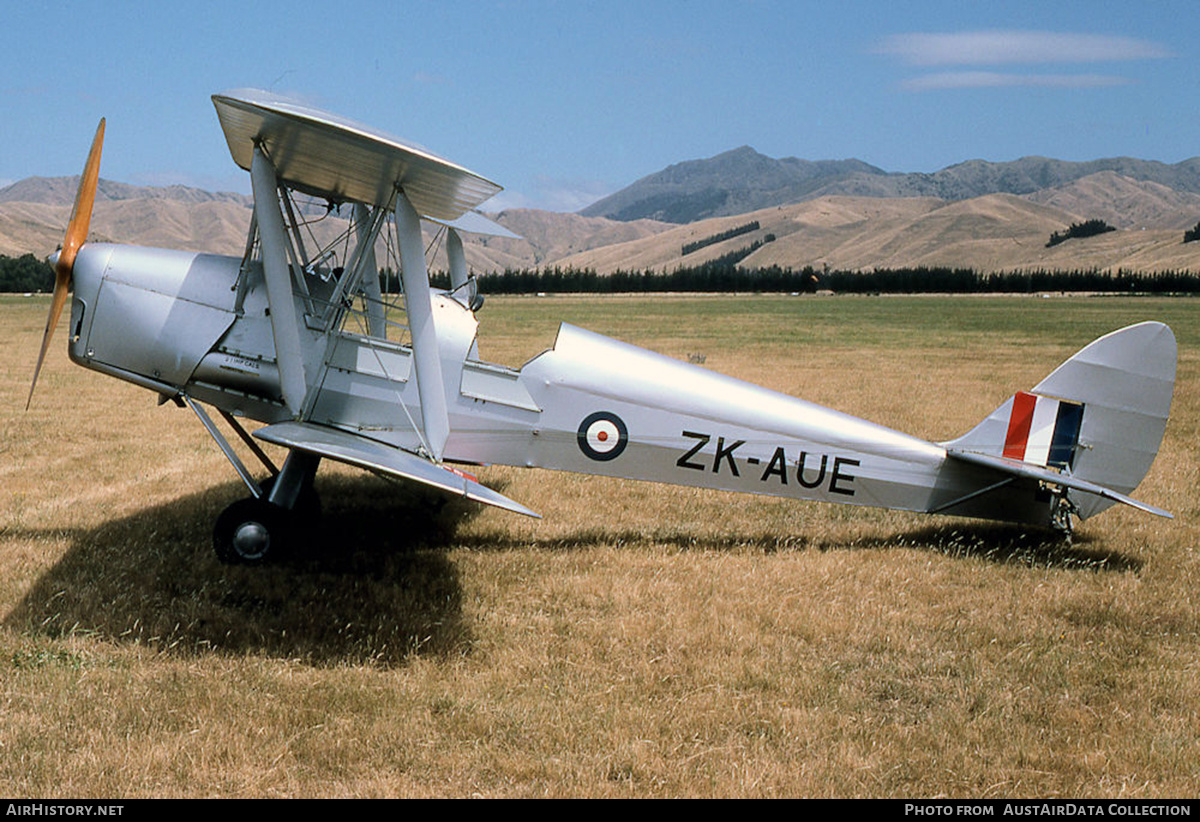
(212, 475, 323, 565)
(213, 498, 292, 565)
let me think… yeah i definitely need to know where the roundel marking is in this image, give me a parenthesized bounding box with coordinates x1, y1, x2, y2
(577, 411, 629, 461)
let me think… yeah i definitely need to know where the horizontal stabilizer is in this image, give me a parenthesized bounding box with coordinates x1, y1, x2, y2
(946, 447, 1171, 519)
(254, 421, 539, 518)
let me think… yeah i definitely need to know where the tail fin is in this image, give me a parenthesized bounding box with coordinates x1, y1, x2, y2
(944, 322, 1176, 520)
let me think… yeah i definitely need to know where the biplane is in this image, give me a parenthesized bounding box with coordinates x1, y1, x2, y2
(28, 89, 1176, 563)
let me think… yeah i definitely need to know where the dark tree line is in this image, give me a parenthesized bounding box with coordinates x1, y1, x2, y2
(0, 254, 54, 292)
(1046, 219, 1117, 248)
(450, 264, 1200, 295)
(394, 262, 1200, 295)
(7, 252, 1198, 297)
(681, 221, 760, 255)
(825, 267, 1200, 294)
(469, 263, 819, 294)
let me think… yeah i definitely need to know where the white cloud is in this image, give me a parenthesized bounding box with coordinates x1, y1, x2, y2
(901, 72, 1132, 92)
(879, 30, 1171, 67)
(878, 29, 1170, 93)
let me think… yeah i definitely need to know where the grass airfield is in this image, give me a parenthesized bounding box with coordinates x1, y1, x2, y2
(1, 293, 1197, 798)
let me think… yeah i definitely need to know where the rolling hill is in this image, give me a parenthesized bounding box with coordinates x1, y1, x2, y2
(581, 147, 1200, 224)
(578, 147, 887, 223)
(559, 188, 1200, 274)
(4, 156, 1200, 276)
(0, 176, 675, 271)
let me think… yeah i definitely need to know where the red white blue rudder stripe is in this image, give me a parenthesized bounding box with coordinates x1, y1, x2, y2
(1001, 391, 1084, 469)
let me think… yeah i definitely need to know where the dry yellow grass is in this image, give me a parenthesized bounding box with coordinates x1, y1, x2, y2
(1, 293, 1197, 797)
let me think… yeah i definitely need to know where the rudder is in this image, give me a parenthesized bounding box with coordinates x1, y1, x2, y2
(944, 322, 1176, 519)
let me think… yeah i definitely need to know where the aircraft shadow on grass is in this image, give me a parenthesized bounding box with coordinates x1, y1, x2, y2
(4, 474, 485, 667)
(451, 517, 1142, 571)
(840, 522, 1142, 572)
(6, 475, 1143, 667)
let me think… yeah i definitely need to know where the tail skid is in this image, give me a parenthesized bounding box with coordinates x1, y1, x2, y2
(943, 322, 1176, 527)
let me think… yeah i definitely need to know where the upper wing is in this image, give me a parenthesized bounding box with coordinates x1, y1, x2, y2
(213, 88, 502, 220)
(254, 420, 539, 518)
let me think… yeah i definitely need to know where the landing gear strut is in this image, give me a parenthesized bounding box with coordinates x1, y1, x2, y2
(182, 396, 326, 564)
(1048, 488, 1078, 542)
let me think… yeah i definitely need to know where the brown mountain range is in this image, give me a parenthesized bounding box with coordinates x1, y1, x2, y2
(3, 171, 1200, 273)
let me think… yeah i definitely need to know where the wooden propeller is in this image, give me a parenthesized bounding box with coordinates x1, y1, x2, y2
(27, 118, 104, 410)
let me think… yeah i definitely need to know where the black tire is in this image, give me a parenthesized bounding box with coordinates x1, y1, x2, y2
(213, 497, 291, 565)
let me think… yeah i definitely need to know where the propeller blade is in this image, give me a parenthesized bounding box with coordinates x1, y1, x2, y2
(27, 118, 105, 410)
(59, 118, 105, 279)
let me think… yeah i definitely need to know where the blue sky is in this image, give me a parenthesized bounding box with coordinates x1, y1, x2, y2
(2, 0, 1196, 212)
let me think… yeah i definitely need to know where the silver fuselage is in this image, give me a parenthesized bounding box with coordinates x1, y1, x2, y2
(66, 242, 1053, 525)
